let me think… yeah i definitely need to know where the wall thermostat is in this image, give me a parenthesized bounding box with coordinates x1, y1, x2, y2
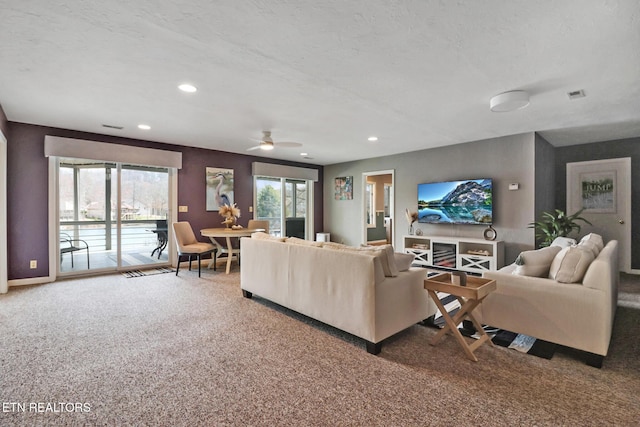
(508, 183, 519, 191)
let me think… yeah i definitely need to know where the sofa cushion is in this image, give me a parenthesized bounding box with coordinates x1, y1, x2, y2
(286, 236, 323, 247)
(548, 246, 595, 283)
(394, 252, 415, 271)
(550, 237, 577, 249)
(251, 232, 286, 242)
(513, 246, 562, 277)
(329, 245, 397, 277)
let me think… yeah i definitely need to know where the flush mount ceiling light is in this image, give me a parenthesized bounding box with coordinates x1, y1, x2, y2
(137, 124, 151, 130)
(368, 136, 378, 142)
(178, 83, 197, 93)
(489, 90, 530, 112)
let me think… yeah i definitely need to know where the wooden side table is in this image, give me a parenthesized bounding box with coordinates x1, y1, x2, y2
(424, 272, 496, 362)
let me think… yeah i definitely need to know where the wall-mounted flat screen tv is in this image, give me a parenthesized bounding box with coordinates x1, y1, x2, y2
(417, 178, 493, 225)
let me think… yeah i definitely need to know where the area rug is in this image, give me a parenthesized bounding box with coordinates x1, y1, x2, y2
(121, 267, 174, 278)
(433, 292, 556, 359)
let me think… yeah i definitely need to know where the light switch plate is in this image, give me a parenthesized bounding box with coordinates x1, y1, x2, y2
(178, 205, 188, 212)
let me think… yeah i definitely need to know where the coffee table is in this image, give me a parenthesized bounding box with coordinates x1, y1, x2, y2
(424, 272, 496, 362)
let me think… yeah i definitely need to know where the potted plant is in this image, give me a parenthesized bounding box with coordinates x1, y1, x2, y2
(528, 208, 592, 247)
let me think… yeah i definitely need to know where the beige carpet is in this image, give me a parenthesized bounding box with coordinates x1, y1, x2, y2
(1, 270, 639, 426)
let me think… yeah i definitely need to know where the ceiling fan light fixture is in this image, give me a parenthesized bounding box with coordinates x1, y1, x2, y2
(259, 141, 275, 150)
(490, 90, 530, 112)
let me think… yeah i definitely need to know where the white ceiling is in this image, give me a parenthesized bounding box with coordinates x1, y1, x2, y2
(1, 1, 639, 165)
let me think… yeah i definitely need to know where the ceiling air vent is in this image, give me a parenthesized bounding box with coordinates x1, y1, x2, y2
(102, 124, 124, 130)
(567, 90, 586, 100)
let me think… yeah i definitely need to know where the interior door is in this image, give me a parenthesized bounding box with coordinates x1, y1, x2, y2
(567, 158, 631, 273)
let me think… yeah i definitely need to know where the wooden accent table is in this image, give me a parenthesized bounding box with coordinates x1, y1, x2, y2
(200, 228, 264, 274)
(424, 272, 496, 362)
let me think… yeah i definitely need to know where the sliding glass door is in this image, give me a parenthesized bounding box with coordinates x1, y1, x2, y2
(254, 176, 311, 239)
(58, 158, 170, 275)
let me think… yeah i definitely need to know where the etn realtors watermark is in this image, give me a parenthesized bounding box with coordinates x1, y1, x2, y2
(3, 402, 91, 413)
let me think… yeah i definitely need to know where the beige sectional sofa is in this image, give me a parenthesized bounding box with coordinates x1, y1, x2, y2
(240, 234, 437, 354)
(476, 234, 618, 367)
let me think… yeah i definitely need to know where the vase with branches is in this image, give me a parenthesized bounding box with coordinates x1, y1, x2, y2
(219, 203, 241, 228)
(528, 208, 592, 247)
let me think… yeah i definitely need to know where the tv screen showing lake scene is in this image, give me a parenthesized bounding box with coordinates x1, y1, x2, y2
(417, 179, 492, 224)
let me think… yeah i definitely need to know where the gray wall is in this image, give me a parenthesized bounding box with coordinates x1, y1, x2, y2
(534, 133, 556, 245)
(555, 137, 640, 269)
(325, 133, 537, 264)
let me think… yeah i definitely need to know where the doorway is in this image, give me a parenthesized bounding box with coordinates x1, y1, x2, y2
(362, 170, 394, 246)
(56, 158, 171, 276)
(567, 157, 632, 273)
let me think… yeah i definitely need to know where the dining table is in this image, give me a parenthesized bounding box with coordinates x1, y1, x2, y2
(200, 227, 265, 274)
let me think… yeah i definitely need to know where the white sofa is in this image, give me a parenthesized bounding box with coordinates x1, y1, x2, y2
(476, 235, 618, 367)
(240, 235, 437, 354)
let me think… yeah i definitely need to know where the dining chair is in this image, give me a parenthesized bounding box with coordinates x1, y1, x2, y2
(247, 219, 270, 233)
(172, 221, 216, 277)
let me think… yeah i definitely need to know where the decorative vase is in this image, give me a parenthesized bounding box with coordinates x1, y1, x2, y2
(408, 224, 414, 235)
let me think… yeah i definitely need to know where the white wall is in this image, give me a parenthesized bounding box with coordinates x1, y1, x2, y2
(324, 133, 537, 264)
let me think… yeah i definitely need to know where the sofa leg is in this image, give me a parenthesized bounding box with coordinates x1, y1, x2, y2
(585, 352, 604, 368)
(242, 289, 253, 299)
(366, 341, 382, 355)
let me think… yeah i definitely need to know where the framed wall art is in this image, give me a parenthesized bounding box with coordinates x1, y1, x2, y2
(206, 167, 234, 211)
(335, 176, 353, 200)
(580, 171, 616, 213)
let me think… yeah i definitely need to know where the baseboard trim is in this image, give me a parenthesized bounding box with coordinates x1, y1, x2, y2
(9, 275, 55, 288)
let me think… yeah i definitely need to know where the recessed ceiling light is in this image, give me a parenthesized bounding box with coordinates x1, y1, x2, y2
(138, 124, 151, 130)
(178, 83, 197, 93)
(368, 136, 378, 142)
(300, 152, 308, 156)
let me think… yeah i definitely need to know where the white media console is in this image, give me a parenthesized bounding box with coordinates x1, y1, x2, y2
(403, 235, 504, 274)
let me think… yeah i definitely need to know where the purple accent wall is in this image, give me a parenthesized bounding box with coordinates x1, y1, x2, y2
(6, 122, 323, 280)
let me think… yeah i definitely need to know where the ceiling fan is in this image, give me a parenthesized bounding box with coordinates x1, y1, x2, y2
(247, 131, 302, 151)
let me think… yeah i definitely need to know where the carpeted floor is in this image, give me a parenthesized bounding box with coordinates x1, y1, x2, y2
(1, 270, 639, 426)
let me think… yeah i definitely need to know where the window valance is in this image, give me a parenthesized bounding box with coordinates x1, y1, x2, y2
(44, 136, 182, 169)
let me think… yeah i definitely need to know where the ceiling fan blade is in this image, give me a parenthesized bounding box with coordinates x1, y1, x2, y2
(275, 142, 303, 148)
(246, 145, 262, 151)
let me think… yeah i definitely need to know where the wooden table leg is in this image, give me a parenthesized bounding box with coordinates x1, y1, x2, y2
(427, 290, 491, 362)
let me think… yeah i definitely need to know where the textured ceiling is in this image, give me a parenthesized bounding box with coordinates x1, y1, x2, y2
(1, 1, 639, 165)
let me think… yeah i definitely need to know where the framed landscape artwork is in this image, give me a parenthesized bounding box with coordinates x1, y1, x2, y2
(206, 167, 234, 211)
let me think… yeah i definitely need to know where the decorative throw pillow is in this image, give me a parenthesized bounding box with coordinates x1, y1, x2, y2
(550, 237, 577, 249)
(251, 232, 286, 242)
(394, 252, 415, 271)
(580, 233, 604, 251)
(512, 246, 562, 277)
(380, 245, 400, 276)
(578, 240, 600, 258)
(548, 246, 595, 283)
(322, 242, 348, 250)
